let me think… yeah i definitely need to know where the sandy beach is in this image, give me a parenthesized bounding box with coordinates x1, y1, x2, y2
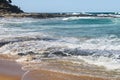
(0, 57, 110, 80)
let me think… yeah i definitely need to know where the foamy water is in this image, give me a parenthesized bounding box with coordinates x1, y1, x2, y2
(0, 16, 120, 76)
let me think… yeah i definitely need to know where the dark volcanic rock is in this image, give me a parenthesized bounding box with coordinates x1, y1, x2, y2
(0, 0, 23, 14)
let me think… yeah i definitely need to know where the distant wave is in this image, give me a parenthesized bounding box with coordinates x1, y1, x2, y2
(62, 17, 96, 21)
(62, 17, 114, 26)
(0, 18, 41, 24)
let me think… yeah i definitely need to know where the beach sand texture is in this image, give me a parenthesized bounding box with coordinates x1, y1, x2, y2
(0, 59, 109, 80)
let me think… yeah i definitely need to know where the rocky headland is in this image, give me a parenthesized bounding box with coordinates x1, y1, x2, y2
(0, 0, 119, 18)
(0, 0, 23, 14)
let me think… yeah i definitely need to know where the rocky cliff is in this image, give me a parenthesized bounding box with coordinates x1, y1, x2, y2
(0, 0, 23, 14)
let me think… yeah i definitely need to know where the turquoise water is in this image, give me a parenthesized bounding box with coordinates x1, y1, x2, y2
(0, 16, 120, 70)
(6, 17, 120, 38)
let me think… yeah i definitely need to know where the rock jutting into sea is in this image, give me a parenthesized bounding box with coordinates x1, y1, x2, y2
(0, 0, 23, 14)
(0, 0, 120, 18)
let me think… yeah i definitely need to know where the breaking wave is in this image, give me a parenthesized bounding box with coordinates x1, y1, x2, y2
(0, 17, 120, 71)
(0, 34, 120, 70)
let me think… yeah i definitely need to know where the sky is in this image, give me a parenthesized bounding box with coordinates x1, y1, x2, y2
(12, 0, 120, 12)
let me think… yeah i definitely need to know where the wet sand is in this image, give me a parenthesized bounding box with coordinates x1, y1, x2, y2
(0, 74, 20, 80)
(0, 58, 109, 80)
(0, 59, 25, 80)
(25, 69, 109, 80)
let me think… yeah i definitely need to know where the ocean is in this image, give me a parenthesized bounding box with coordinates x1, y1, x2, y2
(0, 13, 120, 79)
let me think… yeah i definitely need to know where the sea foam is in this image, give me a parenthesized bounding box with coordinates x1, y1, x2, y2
(0, 17, 120, 71)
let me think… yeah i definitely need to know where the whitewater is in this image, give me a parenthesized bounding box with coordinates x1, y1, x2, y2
(0, 16, 120, 78)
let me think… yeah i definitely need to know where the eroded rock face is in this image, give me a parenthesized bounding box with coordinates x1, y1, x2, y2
(0, 0, 23, 14)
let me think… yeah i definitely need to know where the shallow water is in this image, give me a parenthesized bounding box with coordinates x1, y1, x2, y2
(0, 16, 120, 79)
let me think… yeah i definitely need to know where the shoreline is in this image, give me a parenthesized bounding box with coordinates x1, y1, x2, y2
(0, 59, 25, 80)
(0, 16, 120, 80)
(0, 13, 120, 18)
(0, 56, 109, 80)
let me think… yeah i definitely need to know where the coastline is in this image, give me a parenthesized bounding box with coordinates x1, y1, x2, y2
(0, 1, 120, 80)
(0, 12, 119, 18)
(0, 14, 120, 80)
(0, 13, 94, 18)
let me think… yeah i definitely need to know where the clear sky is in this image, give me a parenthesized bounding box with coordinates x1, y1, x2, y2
(12, 0, 120, 12)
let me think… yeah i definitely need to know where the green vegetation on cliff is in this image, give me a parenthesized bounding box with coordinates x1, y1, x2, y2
(0, 0, 23, 14)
